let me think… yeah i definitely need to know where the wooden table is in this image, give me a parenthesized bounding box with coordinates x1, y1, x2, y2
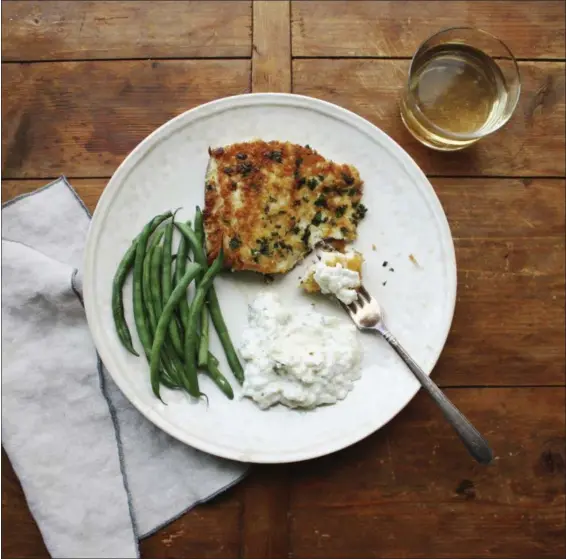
(2, 1, 564, 557)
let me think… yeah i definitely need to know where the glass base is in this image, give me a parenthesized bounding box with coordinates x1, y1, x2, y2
(399, 102, 479, 152)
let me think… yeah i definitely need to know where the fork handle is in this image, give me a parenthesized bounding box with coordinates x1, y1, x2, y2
(376, 325, 493, 464)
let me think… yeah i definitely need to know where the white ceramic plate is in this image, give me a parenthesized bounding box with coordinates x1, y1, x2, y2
(84, 93, 456, 463)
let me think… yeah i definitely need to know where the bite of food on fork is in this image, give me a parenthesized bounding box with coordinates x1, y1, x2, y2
(303, 245, 493, 465)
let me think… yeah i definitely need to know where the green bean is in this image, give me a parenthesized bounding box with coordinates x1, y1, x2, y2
(143, 229, 165, 334)
(198, 310, 210, 367)
(150, 263, 202, 398)
(195, 206, 210, 368)
(161, 374, 180, 390)
(175, 222, 244, 382)
(133, 212, 172, 357)
(206, 288, 245, 383)
(112, 240, 139, 355)
(205, 354, 234, 399)
(162, 217, 184, 356)
(160, 353, 182, 389)
(150, 245, 164, 317)
(175, 235, 191, 331)
(149, 241, 193, 394)
(141, 228, 184, 390)
(175, 222, 205, 265)
(162, 219, 174, 303)
(113, 214, 170, 355)
(184, 250, 224, 389)
(161, 347, 186, 391)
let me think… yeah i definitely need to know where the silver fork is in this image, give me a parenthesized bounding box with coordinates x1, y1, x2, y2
(342, 285, 493, 464)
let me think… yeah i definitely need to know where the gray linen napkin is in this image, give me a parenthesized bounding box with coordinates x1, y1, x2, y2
(2, 177, 248, 559)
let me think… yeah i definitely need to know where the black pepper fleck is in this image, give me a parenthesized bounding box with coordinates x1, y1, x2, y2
(342, 173, 355, 185)
(238, 162, 253, 176)
(267, 150, 282, 163)
(301, 226, 311, 248)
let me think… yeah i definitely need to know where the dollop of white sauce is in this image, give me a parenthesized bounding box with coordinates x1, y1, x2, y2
(312, 253, 361, 304)
(240, 292, 362, 409)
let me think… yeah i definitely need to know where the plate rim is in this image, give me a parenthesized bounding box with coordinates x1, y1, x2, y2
(83, 92, 457, 463)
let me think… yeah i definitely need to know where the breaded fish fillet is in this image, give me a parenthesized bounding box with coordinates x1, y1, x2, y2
(204, 140, 366, 274)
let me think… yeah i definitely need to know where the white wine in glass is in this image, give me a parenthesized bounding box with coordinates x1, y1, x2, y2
(400, 28, 521, 151)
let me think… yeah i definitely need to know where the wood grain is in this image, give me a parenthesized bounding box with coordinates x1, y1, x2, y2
(240, 466, 289, 558)
(1, 449, 49, 559)
(139, 497, 241, 559)
(434, 178, 565, 239)
(292, 0, 566, 59)
(252, 0, 291, 93)
(289, 387, 565, 558)
(1, 59, 251, 178)
(293, 59, 565, 177)
(2, 1, 252, 61)
(4, 58, 562, 179)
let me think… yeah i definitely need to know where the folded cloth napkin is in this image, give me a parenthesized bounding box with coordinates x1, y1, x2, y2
(2, 177, 248, 559)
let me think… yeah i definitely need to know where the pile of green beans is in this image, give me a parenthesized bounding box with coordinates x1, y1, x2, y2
(111, 209, 242, 401)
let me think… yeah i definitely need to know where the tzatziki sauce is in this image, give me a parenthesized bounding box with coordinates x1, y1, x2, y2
(240, 292, 362, 409)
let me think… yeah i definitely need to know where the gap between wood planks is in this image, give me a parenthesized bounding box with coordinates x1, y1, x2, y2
(252, 0, 291, 94)
(1, 57, 251, 64)
(4, 56, 563, 65)
(244, 4, 293, 557)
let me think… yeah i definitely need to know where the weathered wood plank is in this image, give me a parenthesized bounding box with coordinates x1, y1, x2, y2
(2, 1, 252, 61)
(1, 60, 251, 178)
(139, 497, 241, 559)
(1, 449, 49, 559)
(292, 0, 566, 59)
(434, 178, 565, 239)
(293, 59, 566, 177)
(443, 247, 565, 386)
(240, 466, 289, 558)
(252, 0, 291, 93)
(3, 60, 562, 179)
(289, 388, 565, 558)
